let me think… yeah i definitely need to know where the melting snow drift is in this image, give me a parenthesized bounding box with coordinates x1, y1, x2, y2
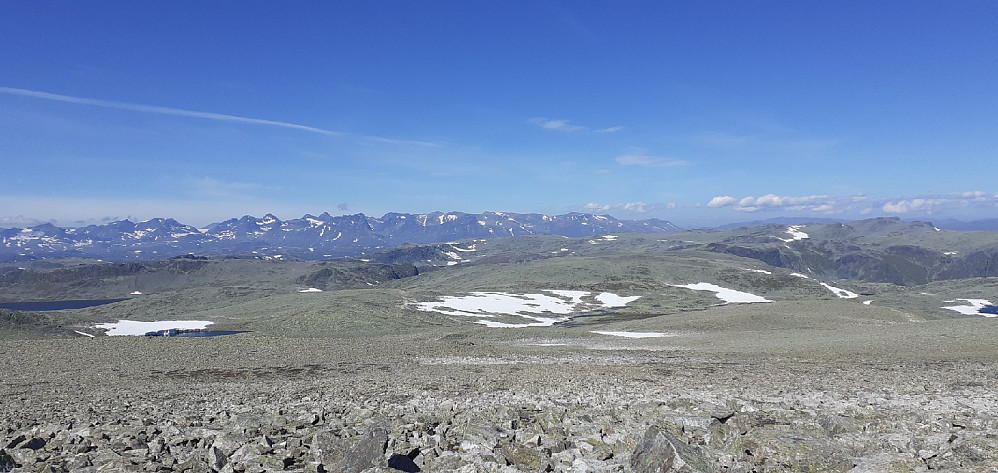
(414, 290, 640, 328)
(591, 331, 668, 339)
(95, 320, 214, 336)
(778, 225, 809, 242)
(673, 283, 771, 304)
(942, 299, 996, 317)
(820, 282, 859, 299)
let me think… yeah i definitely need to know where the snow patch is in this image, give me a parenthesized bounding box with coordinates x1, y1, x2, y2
(778, 225, 809, 242)
(130, 291, 142, 295)
(415, 290, 641, 328)
(95, 320, 214, 336)
(673, 283, 771, 303)
(591, 331, 668, 339)
(299, 287, 323, 293)
(942, 299, 996, 317)
(863, 300, 873, 305)
(595, 292, 641, 307)
(546, 290, 590, 305)
(820, 282, 858, 299)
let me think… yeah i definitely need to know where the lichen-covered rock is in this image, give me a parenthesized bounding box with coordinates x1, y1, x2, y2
(0, 450, 20, 472)
(500, 442, 551, 471)
(630, 425, 711, 473)
(331, 423, 389, 473)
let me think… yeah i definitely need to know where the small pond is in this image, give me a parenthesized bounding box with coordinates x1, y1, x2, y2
(0, 299, 128, 311)
(144, 329, 247, 338)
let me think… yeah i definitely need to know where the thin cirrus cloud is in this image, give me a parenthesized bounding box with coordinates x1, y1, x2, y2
(614, 154, 687, 168)
(584, 202, 643, 213)
(185, 176, 273, 200)
(594, 126, 625, 133)
(0, 87, 437, 147)
(529, 117, 623, 134)
(0, 193, 306, 228)
(881, 192, 998, 214)
(707, 191, 998, 216)
(691, 131, 839, 157)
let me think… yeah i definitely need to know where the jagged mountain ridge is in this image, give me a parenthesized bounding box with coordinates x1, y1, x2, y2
(365, 217, 998, 285)
(0, 211, 680, 262)
(698, 218, 998, 285)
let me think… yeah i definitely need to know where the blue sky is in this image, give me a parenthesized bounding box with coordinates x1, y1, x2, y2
(2, 1, 996, 228)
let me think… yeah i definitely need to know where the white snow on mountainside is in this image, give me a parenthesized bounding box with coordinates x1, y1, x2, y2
(0, 211, 680, 262)
(672, 283, 772, 304)
(414, 290, 641, 328)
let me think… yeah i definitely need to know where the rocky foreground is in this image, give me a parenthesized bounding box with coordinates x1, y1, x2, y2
(2, 334, 998, 473)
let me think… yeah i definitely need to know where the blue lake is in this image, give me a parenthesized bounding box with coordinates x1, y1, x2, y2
(144, 329, 247, 337)
(980, 305, 998, 316)
(0, 299, 128, 311)
(174, 331, 247, 337)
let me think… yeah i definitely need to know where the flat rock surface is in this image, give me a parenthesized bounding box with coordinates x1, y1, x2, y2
(2, 330, 998, 472)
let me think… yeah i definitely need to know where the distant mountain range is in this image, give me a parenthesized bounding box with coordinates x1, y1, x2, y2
(0, 211, 680, 262)
(717, 217, 998, 232)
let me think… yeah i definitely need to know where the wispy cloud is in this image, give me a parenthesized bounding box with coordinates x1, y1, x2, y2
(0, 87, 437, 147)
(707, 196, 737, 208)
(594, 126, 624, 133)
(615, 153, 687, 168)
(880, 193, 998, 215)
(583, 201, 656, 213)
(185, 176, 273, 200)
(706, 191, 998, 217)
(706, 193, 838, 213)
(880, 191, 998, 215)
(690, 131, 838, 157)
(529, 117, 623, 134)
(0, 193, 312, 227)
(530, 117, 587, 132)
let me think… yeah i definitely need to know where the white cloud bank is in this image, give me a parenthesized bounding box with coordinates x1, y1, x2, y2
(707, 196, 737, 208)
(706, 194, 835, 213)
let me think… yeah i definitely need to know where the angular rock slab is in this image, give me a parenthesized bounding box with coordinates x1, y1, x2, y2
(631, 425, 711, 473)
(331, 423, 389, 473)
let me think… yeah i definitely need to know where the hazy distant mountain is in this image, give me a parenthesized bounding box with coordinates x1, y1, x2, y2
(716, 217, 998, 232)
(699, 217, 998, 285)
(365, 217, 998, 285)
(713, 217, 851, 230)
(930, 219, 998, 232)
(0, 211, 681, 262)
